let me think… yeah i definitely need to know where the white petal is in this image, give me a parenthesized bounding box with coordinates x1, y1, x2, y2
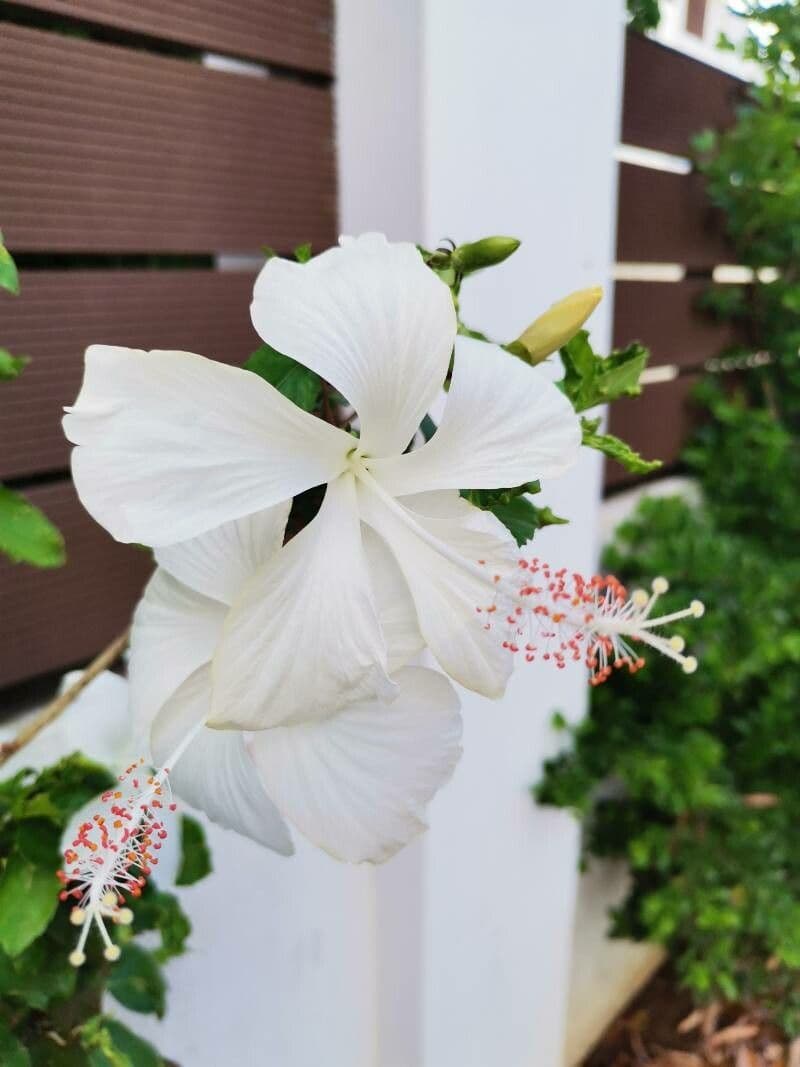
(251, 234, 456, 458)
(362, 525, 424, 673)
(155, 502, 291, 606)
(358, 485, 515, 698)
(250, 666, 462, 863)
(64, 346, 352, 545)
(367, 335, 582, 496)
(152, 666, 293, 855)
(128, 569, 226, 744)
(211, 473, 393, 730)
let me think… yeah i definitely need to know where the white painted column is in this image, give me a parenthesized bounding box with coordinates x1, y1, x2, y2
(337, 2, 625, 1065)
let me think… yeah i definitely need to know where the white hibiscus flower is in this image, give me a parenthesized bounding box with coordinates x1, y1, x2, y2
(63, 234, 582, 726)
(60, 504, 463, 964)
(128, 505, 462, 865)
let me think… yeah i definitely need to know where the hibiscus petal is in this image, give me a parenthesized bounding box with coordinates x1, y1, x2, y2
(64, 346, 351, 545)
(155, 502, 291, 606)
(251, 234, 456, 458)
(151, 666, 293, 855)
(250, 666, 461, 863)
(128, 568, 226, 743)
(358, 485, 515, 698)
(367, 335, 582, 495)
(362, 525, 424, 672)
(211, 473, 394, 730)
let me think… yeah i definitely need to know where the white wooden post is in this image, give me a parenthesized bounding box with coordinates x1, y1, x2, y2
(338, 2, 625, 1065)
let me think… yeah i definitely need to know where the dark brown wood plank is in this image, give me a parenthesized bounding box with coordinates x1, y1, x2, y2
(617, 164, 730, 268)
(613, 279, 742, 368)
(0, 269, 262, 480)
(0, 480, 152, 689)
(622, 31, 744, 158)
(605, 376, 700, 488)
(14, 0, 332, 76)
(0, 23, 337, 253)
(686, 0, 708, 37)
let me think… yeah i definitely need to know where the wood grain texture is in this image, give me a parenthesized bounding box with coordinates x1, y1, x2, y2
(617, 164, 730, 268)
(686, 0, 708, 38)
(622, 31, 743, 158)
(0, 269, 262, 480)
(605, 376, 701, 488)
(0, 23, 337, 252)
(613, 279, 743, 368)
(17, 0, 333, 74)
(0, 480, 152, 688)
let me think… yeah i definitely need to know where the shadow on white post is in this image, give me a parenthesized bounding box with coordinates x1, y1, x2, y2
(338, 2, 625, 1065)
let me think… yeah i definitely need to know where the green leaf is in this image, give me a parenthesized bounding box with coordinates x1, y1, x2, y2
(133, 889, 191, 963)
(175, 815, 212, 887)
(81, 1016, 163, 1067)
(0, 349, 28, 381)
(580, 417, 662, 475)
(460, 482, 563, 546)
(13, 793, 62, 824)
(0, 852, 59, 957)
(593, 342, 649, 402)
(487, 496, 567, 547)
(0, 1018, 31, 1067)
(14, 818, 61, 867)
(419, 414, 437, 441)
(0, 485, 66, 567)
(691, 127, 718, 155)
(0, 235, 20, 296)
(106, 945, 166, 1018)
(244, 344, 322, 412)
(0, 938, 76, 1011)
(627, 0, 661, 32)
(559, 332, 649, 412)
(293, 242, 312, 263)
(29, 754, 114, 826)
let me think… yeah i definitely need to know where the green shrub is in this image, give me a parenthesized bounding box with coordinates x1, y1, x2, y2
(0, 754, 210, 1065)
(538, 3, 800, 1027)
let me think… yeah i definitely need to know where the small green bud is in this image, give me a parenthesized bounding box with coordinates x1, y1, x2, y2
(451, 236, 520, 274)
(516, 286, 603, 363)
(425, 249, 453, 270)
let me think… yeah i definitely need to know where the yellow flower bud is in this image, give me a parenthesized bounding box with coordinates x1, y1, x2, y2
(516, 286, 603, 363)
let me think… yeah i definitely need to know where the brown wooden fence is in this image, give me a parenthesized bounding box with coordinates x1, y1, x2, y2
(0, 2, 335, 689)
(607, 31, 746, 489)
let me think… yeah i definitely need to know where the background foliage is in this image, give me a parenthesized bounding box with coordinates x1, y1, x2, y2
(0, 232, 65, 569)
(538, 1, 800, 1033)
(0, 755, 210, 1066)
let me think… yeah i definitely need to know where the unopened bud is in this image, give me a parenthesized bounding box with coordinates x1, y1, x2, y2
(452, 236, 520, 274)
(425, 249, 453, 270)
(517, 286, 603, 363)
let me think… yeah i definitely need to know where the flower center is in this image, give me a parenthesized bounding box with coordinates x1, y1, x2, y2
(346, 444, 370, 475)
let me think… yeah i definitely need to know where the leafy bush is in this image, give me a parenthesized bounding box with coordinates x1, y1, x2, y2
(538, 2, 800, 1029)
(627, 0, 662, 32)
(537, 475, 800, 1011)
(0, 754, 210, 1066)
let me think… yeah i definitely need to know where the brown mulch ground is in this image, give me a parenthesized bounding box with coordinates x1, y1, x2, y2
(583, 966, 800, 1067)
